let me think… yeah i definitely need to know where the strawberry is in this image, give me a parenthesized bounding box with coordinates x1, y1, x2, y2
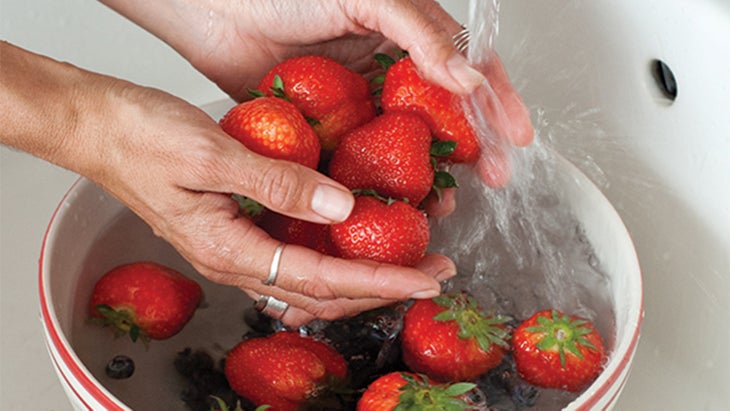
(380, 55, 480, 164)
(220, 96, 320, 169)
(401, 292, 510, 382)
(224, 331, 348, 411)
(329, 112, 456, 205)
(512, 309, 607, 392)
(356, 372, 478, 411)
(257, 210, 332, 255)
(256, 55, 376, 151)
(89, 262, 203, 343)
(328, 195, 430, 267)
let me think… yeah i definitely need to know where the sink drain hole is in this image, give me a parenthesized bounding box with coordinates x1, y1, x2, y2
(652, 59, 677, 102)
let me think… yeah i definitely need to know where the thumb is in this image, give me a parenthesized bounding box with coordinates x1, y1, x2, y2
(203, 137, 355, 224)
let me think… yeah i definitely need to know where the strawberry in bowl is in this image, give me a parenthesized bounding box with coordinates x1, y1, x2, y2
(224, 331, 348, 411)
(88, 261, 203, 344)
(512, 309, 607, 392)
(357, 371, 482, 411)
(401, 292, 511, 382)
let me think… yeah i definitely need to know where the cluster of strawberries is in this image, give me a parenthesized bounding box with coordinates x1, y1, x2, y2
(220, 53, 480, 266)
(87, 53, 608, 411)
(87, 263, 606, 411)
(221, 293, 607, 410)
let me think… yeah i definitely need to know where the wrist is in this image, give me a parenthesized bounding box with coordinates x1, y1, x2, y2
(0, 42, 129, 179)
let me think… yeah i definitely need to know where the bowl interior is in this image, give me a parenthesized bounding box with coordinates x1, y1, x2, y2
(41, 100, 641, 410)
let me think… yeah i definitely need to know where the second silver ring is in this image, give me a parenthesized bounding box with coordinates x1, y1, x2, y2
(255, 295, 289, 320)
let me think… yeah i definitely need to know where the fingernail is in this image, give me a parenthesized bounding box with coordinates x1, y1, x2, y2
(311, 184, 354, 222)
(446, 54, 486, 94)
(434, 267, 457, 282)
(410, 289, 440, 300)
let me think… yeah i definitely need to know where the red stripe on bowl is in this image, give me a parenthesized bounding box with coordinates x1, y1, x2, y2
(39, 177, 127, 411)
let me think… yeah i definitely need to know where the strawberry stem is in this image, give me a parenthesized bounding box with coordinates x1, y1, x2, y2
(351, 188, 402, 205)
(432, 293, 511, 352)
(524, 310, 599, 368)
(397, 373, 478, 410)
(93, 304, 150, 347)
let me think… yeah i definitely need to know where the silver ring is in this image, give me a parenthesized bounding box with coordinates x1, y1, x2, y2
(452, 27, 470, 54)
(255, 295, 289, 319)
(262, 244, 285, 286)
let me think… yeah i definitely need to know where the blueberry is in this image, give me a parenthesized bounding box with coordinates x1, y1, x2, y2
(105, 355, 135, 379)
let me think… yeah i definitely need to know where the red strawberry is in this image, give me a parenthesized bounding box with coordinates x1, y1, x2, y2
(512, 309, 607, 392)
(257, 210, 332, 255)
(224, 331, 348, 411)
(257, 55, 376, 151)
(329, 112, 440, 205)
(220, 96, 320, 169)
(89, 262, 203, 343)
(380, 55, 480, 164)
(357, 372, 478, 411)
(401, 292, 510, 382)
(329, 195, 429, 267)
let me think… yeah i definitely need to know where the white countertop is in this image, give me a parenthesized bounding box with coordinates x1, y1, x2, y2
(1, 1, 225, 409)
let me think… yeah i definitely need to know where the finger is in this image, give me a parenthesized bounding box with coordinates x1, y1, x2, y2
(344, 0, 485, 95)
(269, 244, 449, 301)
(414, 253, 457, 282)
(476, 142, 512, 188)
(199, 219, 451, 301)
(244, 288, 399, 328)
(422, 188, 457, 217)
(182, 132, 355, 224)
(282, 247, 451, 300)
(477, 52, 534, 147)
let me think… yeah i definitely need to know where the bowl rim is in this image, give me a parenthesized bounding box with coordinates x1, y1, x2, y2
(555, 154, 645, 410)
(39, 177, 129, 411)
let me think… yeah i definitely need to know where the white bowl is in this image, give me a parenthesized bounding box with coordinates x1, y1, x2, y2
(39, 98, 642, 410)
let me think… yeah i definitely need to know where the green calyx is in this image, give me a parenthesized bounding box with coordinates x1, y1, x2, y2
(351, 188, 402, 205)
(430, 140, 458, 201)
(371, 50, 409, 95)
(232, 194, 264, 218)
(395, 373, 477, 411)
(209, 396, 269, 411)
(431, 293, 511, 352)
(248, 76, 320, 126)
(525, 310, 598, 368)
(248, 74, 288, 100)
(92, 304, 150, 346)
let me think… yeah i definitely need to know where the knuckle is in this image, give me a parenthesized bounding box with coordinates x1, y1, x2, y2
(256, 162, 305, 213)
(180, 136, 230, 184)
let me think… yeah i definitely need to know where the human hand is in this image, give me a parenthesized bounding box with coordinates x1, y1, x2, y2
(161, 0, 532, 214)
(93, 0, 535, 321)
(0, 42, 453, 327)
(103, 0, 533, 157)
(81, 81, 456, 327)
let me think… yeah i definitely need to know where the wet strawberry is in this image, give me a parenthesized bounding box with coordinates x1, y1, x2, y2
(257, 210, 333, 255)
(89, 262, 203, 343)
(380, 55, 480, 164)
(512, 309, 607, 392)
(357, 371, 478, 411)
(329, 195, 429, 267)
(329, 112, 451, 205)
(220, 96, 320, 169)
(257, 55, 376, 151)
(401, 292, 511, 382)
(224, 331, 347, 411)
